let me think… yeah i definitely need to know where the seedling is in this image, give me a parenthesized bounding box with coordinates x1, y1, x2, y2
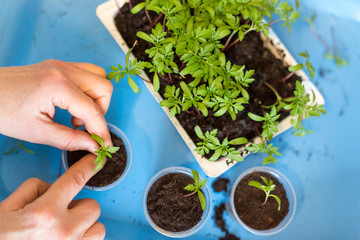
(184, 170, 207, 211)
(248, 176, 281, 211)
(91, 134, 120, 171)
(305, 14, 348, 68)
(4, 141, 34, 155)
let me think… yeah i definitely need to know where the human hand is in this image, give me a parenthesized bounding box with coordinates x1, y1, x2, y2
(0, 59, 113, 152)
(0, 154, 105, 240)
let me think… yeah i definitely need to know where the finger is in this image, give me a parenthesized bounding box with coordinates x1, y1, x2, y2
(42, 154, 98, 206)
(70, 198, 101, 227)
(63, 63, 113, 114)
(66, 62, 107, 78)
(52, 82, 111, 146)
(1, 178, 51, 211)
(71, 117, 85, 129)
(37, 121, 98, 152)
(82, 222, 106, 240)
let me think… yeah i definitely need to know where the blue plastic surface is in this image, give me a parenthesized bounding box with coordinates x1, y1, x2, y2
(0, 0, 360, 239)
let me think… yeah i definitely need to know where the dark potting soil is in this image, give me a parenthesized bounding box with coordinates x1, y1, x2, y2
(214, 203, 241, 240)
(115, 3, 301, 155)
(212, 178, 230, 193)
(146, 173, 203, 232)
(67, 132, 127, 187)
(234, 171, 289, 230)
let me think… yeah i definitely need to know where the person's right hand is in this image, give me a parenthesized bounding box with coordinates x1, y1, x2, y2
(0, 154, 105, 240)
(0, 59, 113, 153)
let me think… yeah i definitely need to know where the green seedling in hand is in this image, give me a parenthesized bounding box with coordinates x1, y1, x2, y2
(91, 134, 120, 172)
(248, 176, 281, 211)
(184, 170, 207, 211)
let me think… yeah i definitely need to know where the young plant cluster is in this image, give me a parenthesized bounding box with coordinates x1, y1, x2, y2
(91, 134, 120, 171)
(108, 0, 325, 164)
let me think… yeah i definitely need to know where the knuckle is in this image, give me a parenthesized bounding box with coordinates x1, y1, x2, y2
(96, 66, 107, 77)
(24, 177, 44, 186)
(97, 222, 106, 239)
(68, 169, 88, 189)
(30, 202, 58, 224)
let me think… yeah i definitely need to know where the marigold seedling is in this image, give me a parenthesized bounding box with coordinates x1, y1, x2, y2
(248, 176, 281, 211)
(91, 134, 120, 172)
(184, 170, 207, 211)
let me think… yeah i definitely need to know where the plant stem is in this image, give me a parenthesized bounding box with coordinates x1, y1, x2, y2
(225, 37, 240, 50)
(195, 108, 202, 118)
(145, 8, 153, 25)
(279, 71, 295, 82)
(114, 0, 123, 16)
(222, 31, 237, 52)
(163, 16, 167, 32)
(269, 18, 281, 26)
(264, 82, 282, 102)
(168, 73, 173, 85)
(179, 61, 186, 71)
(330, 17, 338, 56)
(152, 13, 163, 27)
(309, 23, 333, 54)
(136, 74, 151, 83)
(159, 74, 171, 83)
(222, 121, 229, 139)
(128, 0, 132, 9)
(261, 192, 270, 206)
(184, 191, 197, 197)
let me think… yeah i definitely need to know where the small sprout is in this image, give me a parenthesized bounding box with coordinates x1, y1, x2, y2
(248, 176, 281, 211)
(4, 141, 34, 155)
(184, 170, 207, 211)
(194, 126, 248, 162)
(288, 50, 315, 78)
(91, 134, 120, 172)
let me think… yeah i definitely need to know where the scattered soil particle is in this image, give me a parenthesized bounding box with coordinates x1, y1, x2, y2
(212, 178, 230, 193)
(234, 171, 289, 230)
(214, 203, 241, 240)
(147, 173, 203, 232)
(67, 132, 127, 187)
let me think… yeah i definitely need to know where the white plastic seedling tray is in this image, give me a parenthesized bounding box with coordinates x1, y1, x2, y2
(96, 0, 325, 177)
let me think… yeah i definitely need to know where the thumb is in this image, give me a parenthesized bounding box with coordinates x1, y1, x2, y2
(40, 121, 99, 153)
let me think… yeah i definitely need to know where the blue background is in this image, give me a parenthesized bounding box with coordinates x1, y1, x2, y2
(0, 0, 359, 239)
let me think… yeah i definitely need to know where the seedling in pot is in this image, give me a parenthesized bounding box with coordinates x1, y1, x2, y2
(184, 170, 207, 211)
(248, 176, 281, 211)
(91, 134, 120, 171)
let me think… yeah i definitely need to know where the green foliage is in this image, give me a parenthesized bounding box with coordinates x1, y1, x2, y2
(4, 141, 34, 155)
(246, 141, 281, 164)
(91, 134, 120, 172)
(107, 41, 147, 93)
(283, 81, 326, 136)
(288, 50, 315, 78)
(194, 126, 248, 162)
(184, 169, 207, 211)
(248, 176, 281, 211)
(248, 106, 280, 141)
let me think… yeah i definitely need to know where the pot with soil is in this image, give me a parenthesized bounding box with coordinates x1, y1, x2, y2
(228, 166, 296, 236)
(143, 166, 212, 238)
(97, 0, 325, 177)
(61, 123, 132, 191)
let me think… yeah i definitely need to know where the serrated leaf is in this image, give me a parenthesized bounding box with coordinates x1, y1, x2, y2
(184, 184, 196, 191)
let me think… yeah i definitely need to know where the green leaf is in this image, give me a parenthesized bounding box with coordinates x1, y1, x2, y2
(153, 72, 160, 92)
(191, 169, 200, 185)
(270, 194, 281, 211)
(136, 31, 154, 43)
(248, 180, 264, 190)
(228, 137, 248, 145)
(289, 64, 304, 72)
(194, 126, 205, 139)
(91, 134, 105, 147)
(128, 76, 140, 94)
(131, 2, 146, 14)
(184, 184, 196, 192)
(198, 191, 207, 211)
(180, 81, 193, 97)
(248, 112, 264, 122)
(108, 146, 120, 154)
(198, 179, 207, 188)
